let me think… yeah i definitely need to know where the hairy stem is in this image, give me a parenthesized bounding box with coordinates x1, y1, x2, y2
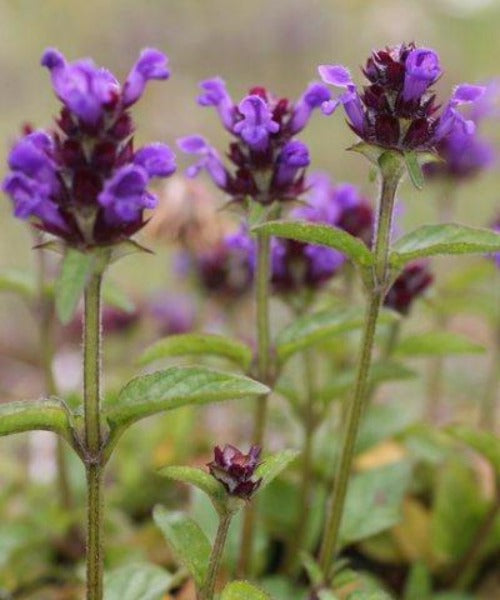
(84, 272, 104, 600)
(238, 230, 272, 577)
(318, 161, 401, 578)
(201, 513, 233, 600)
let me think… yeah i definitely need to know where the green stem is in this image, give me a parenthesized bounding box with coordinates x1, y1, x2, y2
(318, 161, 401, 578)
(284, 349, 317, 574)
(201, 513, 233, 600)
(238, 230, 272, 577)
(83, 272, 104, 600)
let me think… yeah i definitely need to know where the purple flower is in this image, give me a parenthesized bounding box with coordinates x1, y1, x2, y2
(274, 140, 310, 188)
(98, 165, 156, 224)
(384, 261, 433, 314)
(177, 136, 228, 188)
(148, 292, 196, 335)
(198, 77, 235, 130)
(4, 49, 175, 247)
(233, 95, 280, 151)
(122, 48, 170, 107)
(179, 80, 325, 205)
(134, 143, 176, 178)
(289, 82, 332, 134)
(403, 48, 441, 102)
(208, 444, 262, 500)
(319, 44, 484, 152)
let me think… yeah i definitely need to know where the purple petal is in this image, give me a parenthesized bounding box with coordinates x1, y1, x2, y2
(289, 82, 331, 133)
(134, 143, 176, 178)
(233, 95, 279, 150)
(452, 84, 485, 105)
(403, 48, 441, 102)
(40, 48, 66, 70)
(198, 77, 235, 129)
(122, 48, 170, 107)
(318, 64, 353, 88)
(177, 135, 209, 154)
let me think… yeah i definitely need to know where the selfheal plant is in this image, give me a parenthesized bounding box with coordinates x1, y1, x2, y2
(384, 260, 433, 315)
(208, 444, 262, 500)
(3, 48, 175, 248)
(318, 43, 484, 152)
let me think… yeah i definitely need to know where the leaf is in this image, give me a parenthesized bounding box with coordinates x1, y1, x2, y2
(356, 402, 418, 454)
(348, 141, 387, 166)
(0, 268, 36, 298)
(159, 465, 227, 513)
(221, 581, 271, 600)
(105, 366, 269, 428)
(0, 398, 73, 442)
(403, 562, 432, 600)
(446, 426, 500, 474)
(391, 224, 500, 268)
(102, 280, 135, 313)
(347, 593, 393, 600)
(252, 220, 374, 267)
(139, 333, 253, 371)
(404, 152, 425, 190)
(104, 563, 173, 600)
(394, 331, 484, 357)
(276, 308, 398, 363)
(109, 239, 153, 263)
(340, 461, 412, 546)
(153, 506, 210, 588)
(255, 449, 299, 491)
(55, 249, 95, 324)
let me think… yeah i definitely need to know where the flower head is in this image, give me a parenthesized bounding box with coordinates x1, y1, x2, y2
(3, 48, 175, 248)
(179, 79, 329, 205)
(384, 261, 433, 314)
(208, 445, 262, 499)
(319, 43, 484, 152)
(148, 292, 196, 335)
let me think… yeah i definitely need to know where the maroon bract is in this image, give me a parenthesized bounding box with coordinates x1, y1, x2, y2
(208, 444, 262, 500)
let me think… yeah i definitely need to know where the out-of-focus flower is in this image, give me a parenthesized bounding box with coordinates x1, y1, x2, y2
(319, 43, 484, 152)
(3, 48, 175, 247)
(491, 215, 500, 269)
(178, 78, 331, 205)
(65, 304, 140, 340)
(207, 444, 262, 500)
(384, 261, 433, 314)
(148, 292, 196, 335)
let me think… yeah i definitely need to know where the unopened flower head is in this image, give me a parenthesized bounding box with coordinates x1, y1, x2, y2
(384, 260, 433, 314)
(208, 444, 262, 500)
(318, 43, 485, 152)
(2, 48, 175, 248)
(178, 79, 332, 204)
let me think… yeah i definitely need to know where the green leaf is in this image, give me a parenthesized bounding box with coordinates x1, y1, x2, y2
(255, 449, 299, 491)
(0, 268, 36, 298)
(276, 308, 398, 363)
(221, 581, 271, 600)
(139, 333, 253, 371)
(348, 141, 387, 166)
(403, 562, 432, 600)
(446, 426, 500, 474)
(391, 224, 500, 268)
(356, 402, 419, 454)
(159, 465, 227, 513)
(55, 249, 95, 324)
(153, 506, 210, 588)
(104, 563, 173, 600)
(102, 280, 135, 313)
(105, 367, 269, 428)
(347, 593, 393, 600)
(251, 220, 374, 267)
(340, 461, 412, 546)
(404, 151, 425, 190)
(109, 239, 153, 263)
(394, 331, 484, 357)
(0, 398, 73, 442)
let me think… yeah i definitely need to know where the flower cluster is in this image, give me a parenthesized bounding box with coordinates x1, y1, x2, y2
(319, 43, 484, 152)
(426, 80, 499, 180)
(178, 78, 332, 204)
(208, 444, 262, 500)
(384, 261, 433, 314)
(2, 48, 175, 247)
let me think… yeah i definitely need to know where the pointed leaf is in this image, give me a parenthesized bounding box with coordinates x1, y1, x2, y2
(404, 152, 424, 190)
(0, 268, 36, 298)
(153, 506, 210, 588)
(394, 332, 484, 357)
(348, 142, 386, 166)
(109, 239, 153, 263)
(255, 449, 299, 490)
(252, 220, 374, 267)
(159, 465, 227, 513)
(446, 426, 500, 474)
(102, 280, 135, 313)
(139, 333, 253, 371)
(276, 308, 398, 363)
(221, 581, 271, 600)
(391, 224, 500, 268)
(0, 398, 73, 442)
(105, 367, 269, 428)
(104, 563, 173, 600)
(55, 249, 95, 324)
